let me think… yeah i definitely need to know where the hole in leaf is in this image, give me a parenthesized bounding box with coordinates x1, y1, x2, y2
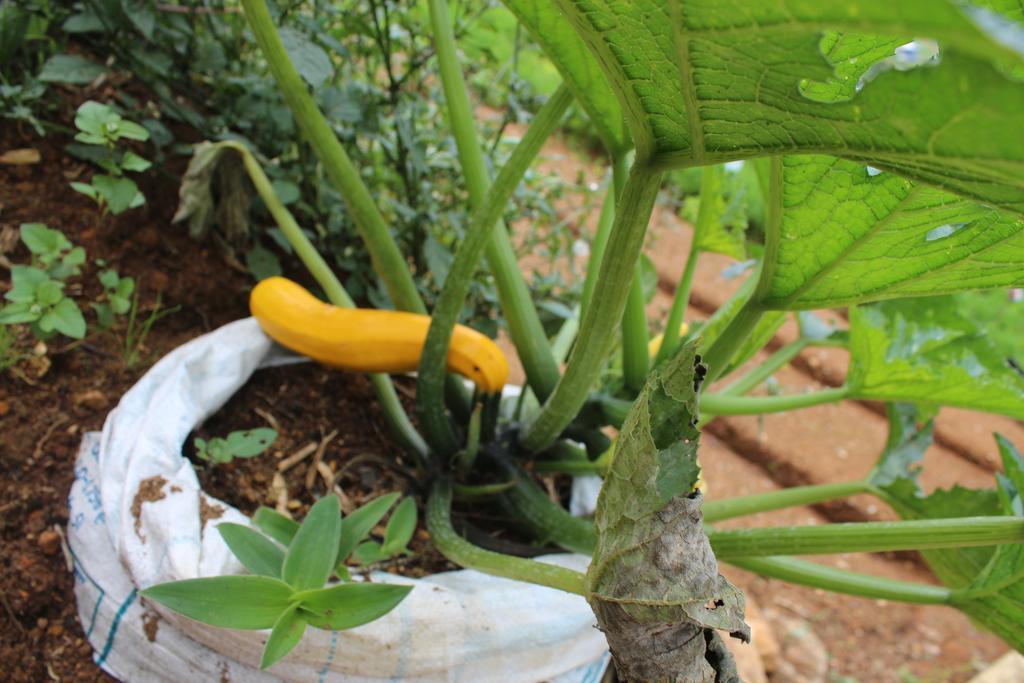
(925, 222, 970, 242)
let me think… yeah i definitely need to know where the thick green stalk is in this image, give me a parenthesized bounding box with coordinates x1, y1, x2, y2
(710, 517, 1024, 559)
(427, 479, 586, 595)
(599, 386, 848, 426)
(727, 556, 951, 604)
(654, 240, 699, 366)
(700, 386, 851, 416)
(703, 480, 869, 523)
(492, 457, 597, 555)
(621, 275, 649, 392)
(240, 0, 423, 314)
(427, 0, 559, 402)
(221, 141, 427, 461)
(415, 84, 573, 455)
(521, 163, 663, 453)
(700, 295, 766, 385)
(579, 174, 616, 322)
(717, 338, 808, 397)
(700, 157, 782, 383)
(617, 152, 649, 392)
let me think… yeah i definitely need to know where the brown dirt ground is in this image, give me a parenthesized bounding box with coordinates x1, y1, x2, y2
(1, 100, 1021, 683)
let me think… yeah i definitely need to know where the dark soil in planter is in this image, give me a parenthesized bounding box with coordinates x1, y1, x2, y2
(187, 363, 456, 578)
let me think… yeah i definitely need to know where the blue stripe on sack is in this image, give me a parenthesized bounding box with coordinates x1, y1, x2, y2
(95, 589, 137, 667)
(581, 652, 611, 683)
(67, 543, 106, 638)
(316, 630, 340, 682)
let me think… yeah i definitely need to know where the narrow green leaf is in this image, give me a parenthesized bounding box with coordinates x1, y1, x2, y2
(381, 498, 417, 556)
(141, 576, 293, 629)
(283, 495, 341, 590)
(297, 582, 412, 631)
(847, 300, 1024, 419)
(259, 603, 307, 670)
(353, 541, 383, 566)
(254, 506, 299, 547)
(336, 492, 400, 568)
(218, 523, 285, 578)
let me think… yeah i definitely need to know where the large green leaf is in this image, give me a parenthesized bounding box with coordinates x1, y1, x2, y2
(501, 0, 630, 153)
(847, 300, 1024, 419)
(554, 0, 1024, 212)
(587, 340, 748, 681)
(873, 426, 1024, 652)
(759, 156, 1024, 309)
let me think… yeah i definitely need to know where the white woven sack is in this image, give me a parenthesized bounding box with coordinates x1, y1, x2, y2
(67, 317, 610, 682)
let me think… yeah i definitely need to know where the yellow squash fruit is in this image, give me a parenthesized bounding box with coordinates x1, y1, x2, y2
(250, 277, 509, 392)
(647, 321, 689, 359)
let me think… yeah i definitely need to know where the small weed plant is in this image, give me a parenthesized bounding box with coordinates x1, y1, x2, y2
(193, 428, 278, 466)
(145, 1, 1024, 678)
(69, 101, 150, 215)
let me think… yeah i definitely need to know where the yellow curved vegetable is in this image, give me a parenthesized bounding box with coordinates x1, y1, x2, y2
(647, 321, 689, 359)
(250, 277, 509, 392)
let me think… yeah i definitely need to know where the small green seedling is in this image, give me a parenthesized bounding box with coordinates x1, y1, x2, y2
(251, 492, 416, 577)
(92, 269, 135, 330)
(352, 497, 417, 566)
(144, 495, 413, 669)
(0, 224, 86, 340)
(0, 266, 86, 339)
(19, 223, 86, 280)
(69, 100, 150, 215)
(194, 428, 278, 465)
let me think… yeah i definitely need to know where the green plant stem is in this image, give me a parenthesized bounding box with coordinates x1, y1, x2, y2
(654, 239, 699, 366)
(709, 517, 1024, 559)
(727, 556, 951, 604)
(700, 296, 766, 385)
(522, 162, 663, 453)
(240, 0, 422, 314)
(621, 274, 649, 392)
(222, 141, 428, 462)
(427, 0, 560, 403)
(703, 480, 870, 523)
(700, 386, 851, 416)
(600, 385, 847, 427)
(700, 157, 783, 384)
(617, 151, 649, 392)
(579, 173, 616, 322)
(427, 479, 586, 595)
(492, 457, 597, 555)
(718, 338, 808, 397)
(416, 84, 573, 456)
